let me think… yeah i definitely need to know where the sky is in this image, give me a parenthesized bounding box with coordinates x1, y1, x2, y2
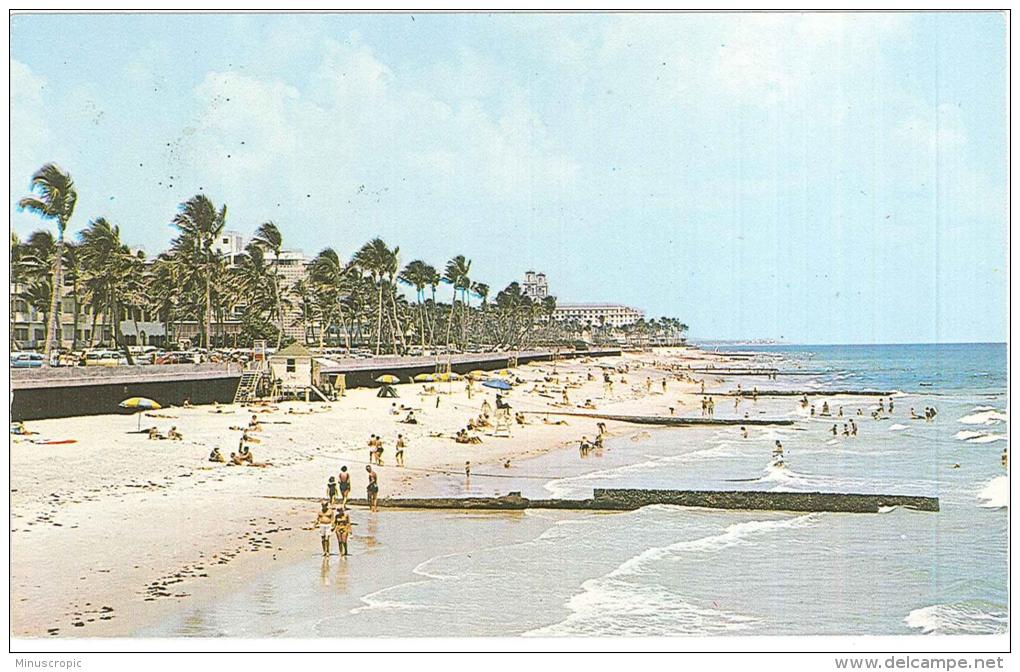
(9, 12, 1009, 343)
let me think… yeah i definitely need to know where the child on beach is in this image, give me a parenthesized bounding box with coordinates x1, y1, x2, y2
(209, 447, 225, 463)
(326, 476, 339, 505)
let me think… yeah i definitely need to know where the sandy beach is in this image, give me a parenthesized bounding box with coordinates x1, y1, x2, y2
(11, 346, 746, 637)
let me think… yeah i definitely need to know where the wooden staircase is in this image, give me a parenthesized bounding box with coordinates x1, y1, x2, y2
(233, 371, 261, 404)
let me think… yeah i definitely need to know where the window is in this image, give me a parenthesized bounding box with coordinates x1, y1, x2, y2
(286, 358, 296, 373)
(33, 329, 45, 342)
(14, 328, 28, 341)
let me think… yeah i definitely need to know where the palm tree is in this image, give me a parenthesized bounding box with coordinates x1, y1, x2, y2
(17, 163, 78, 361)
(308, 247, 354, 351)
(251, 221, 285, 349)
(170, 194, 226, 349)
(353, 238, 393, 355)
(77, 217, 136, 363)
(400, 259, 437, 353)
(443, 255, 471, 350)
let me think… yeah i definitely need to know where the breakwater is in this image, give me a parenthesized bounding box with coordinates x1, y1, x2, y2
(334, 488, 939, 514)
(721, 389, 895, 397)
(529, 411, 794, 426)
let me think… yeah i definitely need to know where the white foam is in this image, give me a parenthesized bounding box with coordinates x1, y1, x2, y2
(972, 405, 997, 412)
(957, 410, 1008, 426)
(977, 476, 1008, 509)
(524, 578, 755, 637)
(967, 434, 1006, 444)
(889, 424, 909, 431)
(904, 603, 1008, 635)
(610, 513, 818, 578)
(955, 430, 986, 441)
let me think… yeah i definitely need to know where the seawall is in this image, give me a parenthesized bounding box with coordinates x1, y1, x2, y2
(10, 348, 621, 421)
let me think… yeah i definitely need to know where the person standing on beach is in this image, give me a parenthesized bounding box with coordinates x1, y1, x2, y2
(315, 502, 333, 556)
(334, 508, 352, 557)
(365, 465, 379, 512)
(338, 466, 351, 507)
(326, 477, 339, 505)
(395, 434, 406, 467)
(465, 461, 471, 480)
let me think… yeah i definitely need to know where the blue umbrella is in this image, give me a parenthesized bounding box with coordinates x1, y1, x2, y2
(482, 379, 512, 391)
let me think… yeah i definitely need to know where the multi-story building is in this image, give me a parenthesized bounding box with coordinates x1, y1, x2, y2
(214, 230, 246, 266)
(522, 270, 549, 300)
(552, 303, 645, 329)
(10, 278, 166, 350)
(274, 250, 309, 342)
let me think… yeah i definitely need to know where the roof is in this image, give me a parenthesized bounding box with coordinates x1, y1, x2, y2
(554, 303, 643, 311)
(273, 342, 314, 358)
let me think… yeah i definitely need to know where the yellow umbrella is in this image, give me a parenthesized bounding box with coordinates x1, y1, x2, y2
(467, 370, 487, 380)
(375, 374, 401, 384)
(119, 397, 162, 430)
(413, 373, 436, 382)
(119, 397, 162, 410)
(436, 371, 462, 382)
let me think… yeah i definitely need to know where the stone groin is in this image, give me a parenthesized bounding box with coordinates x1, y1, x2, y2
(529, 411, 794, 426)
(721, 390, 895, 397)
(336, 488, 938, 514)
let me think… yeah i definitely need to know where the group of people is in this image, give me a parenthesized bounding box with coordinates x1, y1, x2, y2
(831, 420, 859, 437)
(148, 425, 183, 441)
(578, 423, 608, 458)
(368, 434, 409, 467)
(910, 406, 938, 422)
(700, 396, 716, 417)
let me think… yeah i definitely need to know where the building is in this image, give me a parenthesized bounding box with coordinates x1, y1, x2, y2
(10, 279, 166, 350)
(522, 271, 549, 300)
(214, 230, 246, 266)
(552, 303, 645, 329)
(273, 250, 309, 342)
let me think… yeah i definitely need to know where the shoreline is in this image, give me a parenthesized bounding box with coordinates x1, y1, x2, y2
(12, 346, 746, 638)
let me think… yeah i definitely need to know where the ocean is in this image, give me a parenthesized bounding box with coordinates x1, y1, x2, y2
(140, 343, 1008, 637)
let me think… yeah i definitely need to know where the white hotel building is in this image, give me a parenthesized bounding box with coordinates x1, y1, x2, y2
(552, 303, 645, 328)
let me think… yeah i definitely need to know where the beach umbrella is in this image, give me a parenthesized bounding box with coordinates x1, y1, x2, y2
(413, 373, 436, 382)
(374, 374, 401, 384)
(483, 379, 512, 391)
(119, 397, 161, 430)
(436, 371, 462, 382)
(467, 370, 487, 380)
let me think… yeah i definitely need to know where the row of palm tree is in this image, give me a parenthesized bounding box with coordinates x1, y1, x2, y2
(13, 163, 688, 360)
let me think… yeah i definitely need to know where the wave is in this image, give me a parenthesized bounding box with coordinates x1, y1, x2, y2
(904, 601, 1008, 635)
(977, 476, 1007, 509)
(523, 578, 755, 637)
(609, 514, 819, 579)
(889, 424, 909, 431)
(957, 410, 1008, 426)
(526, 514, 818, 636)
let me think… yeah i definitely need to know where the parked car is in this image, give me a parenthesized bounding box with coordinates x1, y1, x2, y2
(10, 352, 45, 368)
(84, 350, 126, 366)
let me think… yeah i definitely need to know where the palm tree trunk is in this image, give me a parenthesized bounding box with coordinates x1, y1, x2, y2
(374, 281, 384, 355)
(274, 263, 284, 349)
(44, 237, 64, 363)
(204, 273, 212, 350)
